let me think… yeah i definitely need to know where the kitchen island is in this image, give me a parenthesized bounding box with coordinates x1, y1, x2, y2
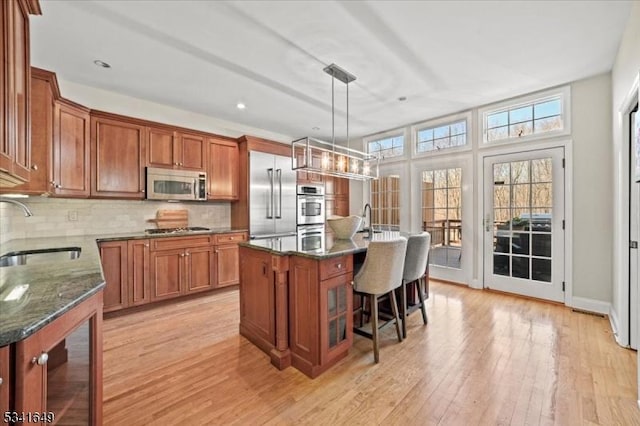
(239, 232, 405, 378)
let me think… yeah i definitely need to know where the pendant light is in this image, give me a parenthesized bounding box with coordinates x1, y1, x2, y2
(292, 64, 379, 181)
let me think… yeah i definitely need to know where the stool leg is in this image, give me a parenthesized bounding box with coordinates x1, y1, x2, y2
(371, 294, 379, 363)
(390, 290, 403, 343)
(400, 280, 407, 338)
(417, 277, 428, 325)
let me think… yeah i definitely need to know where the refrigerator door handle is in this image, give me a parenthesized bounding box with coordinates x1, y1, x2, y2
(275, 169, 282, 219)
(267, 168, 274, 219)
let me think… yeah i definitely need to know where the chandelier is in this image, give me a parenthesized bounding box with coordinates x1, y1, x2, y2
(292, 64, 379, 181)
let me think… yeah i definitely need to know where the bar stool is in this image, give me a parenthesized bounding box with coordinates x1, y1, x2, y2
(352, 238, 407, 363)
(400, 232, 431, 338)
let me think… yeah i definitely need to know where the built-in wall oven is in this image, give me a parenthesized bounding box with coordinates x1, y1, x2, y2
(297, 185, 325, 225)
(297, 224, 325, 252)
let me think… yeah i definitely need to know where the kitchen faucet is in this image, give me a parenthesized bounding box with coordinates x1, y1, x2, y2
(362, 203, 372, 237)
(0, 197, 33, 217)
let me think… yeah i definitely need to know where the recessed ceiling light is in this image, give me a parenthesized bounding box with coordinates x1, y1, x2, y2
(312, 126, 320, 131)
(236, 102, 246, 110)
(398, 96, 407, 102)
(93, 60, 111, 68)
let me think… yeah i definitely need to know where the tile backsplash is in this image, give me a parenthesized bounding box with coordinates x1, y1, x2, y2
(0, 197, 231, 243)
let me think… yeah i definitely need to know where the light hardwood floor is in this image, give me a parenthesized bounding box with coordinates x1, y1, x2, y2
(102, 282, 640, 425)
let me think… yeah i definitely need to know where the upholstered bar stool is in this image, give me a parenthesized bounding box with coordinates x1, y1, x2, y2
(400, 232, 431, 338)
(352, 238, 408, 363)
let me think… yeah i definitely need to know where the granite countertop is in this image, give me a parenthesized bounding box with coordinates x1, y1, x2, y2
(241, 231, 407, 260)
(0, 227, 248, 347)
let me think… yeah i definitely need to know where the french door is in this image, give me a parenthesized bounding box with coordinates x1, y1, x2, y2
(483, 148, 565, 302)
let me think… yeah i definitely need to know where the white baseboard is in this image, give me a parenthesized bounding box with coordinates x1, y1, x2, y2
(609, 305, 624, 346)
(470, 279, 482, 289)
(570, 296, 611, 316)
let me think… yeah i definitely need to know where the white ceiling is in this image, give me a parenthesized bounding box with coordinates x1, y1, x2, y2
(30, 0, 631, 143)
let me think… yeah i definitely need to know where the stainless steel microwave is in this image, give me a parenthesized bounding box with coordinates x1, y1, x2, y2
(146, 167, 207, 201)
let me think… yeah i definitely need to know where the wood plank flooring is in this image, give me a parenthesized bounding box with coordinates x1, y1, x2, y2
(102, 282, 640, 425)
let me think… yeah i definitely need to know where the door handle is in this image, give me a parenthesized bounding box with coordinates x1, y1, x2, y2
(484, 214, 491, 232)
(267, 168, 274, 219)
(275, 169, 282, 219)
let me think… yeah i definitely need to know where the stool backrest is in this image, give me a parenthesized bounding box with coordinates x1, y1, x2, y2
(354, 238, 408, 295)
(403, 232, 431, 283)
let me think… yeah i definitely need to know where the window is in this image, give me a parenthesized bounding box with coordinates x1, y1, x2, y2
(368, 135, 404, 159)
(422, 168, 462, 269)
(371, 175, 400, 231)
(481, 88, 569, 144)
(417, 119, 467, 153)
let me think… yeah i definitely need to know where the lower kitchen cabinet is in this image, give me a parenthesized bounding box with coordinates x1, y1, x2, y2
(128, 239, 150, 306)
(150, 248, 184, 301)
(13, 291, 103, 425)
(214, 232, 246, 288)
(99, 241, 128, 312)
(184, 246, 215, 293)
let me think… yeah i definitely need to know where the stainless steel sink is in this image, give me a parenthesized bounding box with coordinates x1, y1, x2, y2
(0, 247, 81, 267)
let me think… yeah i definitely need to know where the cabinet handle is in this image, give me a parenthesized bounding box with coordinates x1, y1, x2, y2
(144, 244, 149, 248)
(31, 164, 38, 170)
(186, 252, 190, 256)
(174, 162, 179, 166)
(336, 263, 342, 269)
(32, 352, 49, 366)
(0, 377, 3, 386)
(181, 253, 185, 257)
(215, 250, 219, 253)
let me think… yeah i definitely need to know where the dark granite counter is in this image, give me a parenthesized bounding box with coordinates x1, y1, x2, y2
(240, 231, 406, 260)
(0, 227, 248, 347)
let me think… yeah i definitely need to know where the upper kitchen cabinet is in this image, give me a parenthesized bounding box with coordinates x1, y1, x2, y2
(207, 137, 239, 200)
(0, 0, 41, 187)
(147, 126, 206, 172)
(52, 99, 90, 197)
(296, 151, 324, 185)
(91, 112, 147, 198)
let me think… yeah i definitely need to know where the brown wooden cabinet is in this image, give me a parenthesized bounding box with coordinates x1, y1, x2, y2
(13, 291, 103, 425)
(128, 239, 150, 307)
(147, 127, 206, 172)
(91, 114, 146, 198)
(207, 137, 239, 200)
(214, 232, 246, 287)
(325, 176, 350, 218)
(296, 151, 324, 185)
(99, 240, 128, 313)
(0, 0, 40, 187)
(52, 100, 90, 197)
(149, 235, 215, 301)
(0, 345, 9, 417)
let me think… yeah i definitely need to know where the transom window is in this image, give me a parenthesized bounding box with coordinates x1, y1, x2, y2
(417, 120, 467, 153)
(368, 135, 404, 159)
(484, 96, 564, 142)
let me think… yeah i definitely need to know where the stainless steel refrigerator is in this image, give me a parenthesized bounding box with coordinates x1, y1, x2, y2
(249, 151, 297, 239)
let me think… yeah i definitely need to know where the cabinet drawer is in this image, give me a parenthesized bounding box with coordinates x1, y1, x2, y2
(214, 232, 246, 244)
(320, 255, 353, 281)
(151, 235, 212, 251)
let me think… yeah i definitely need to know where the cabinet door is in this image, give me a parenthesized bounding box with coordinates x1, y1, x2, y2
(128, 239, 150, 306)
(53, 101, 90, 197)
(9, 0, 30, 182)
(150, 249, 184, 301)
(334, 197, 350, 217)
(99, 241, 128, 312)
(334, 177, 349, 197)
(147, 126, 176, 168)
(207, 138, 239, 200)
(320, 272, 353, 365)
(91, 116, 146, 198)
(185, 246, 215, 293)
(0, 345, 9, 418)
(216, 243, 240, 287)
(177, 131, 206, 171)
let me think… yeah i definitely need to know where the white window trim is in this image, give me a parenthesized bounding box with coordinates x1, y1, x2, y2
(478, 85, 571, 147)
(363, 127, 410, 163)
(411, 111, 473, 159)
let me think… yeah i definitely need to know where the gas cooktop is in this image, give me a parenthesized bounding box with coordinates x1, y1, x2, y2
(144, 226, 210, 235)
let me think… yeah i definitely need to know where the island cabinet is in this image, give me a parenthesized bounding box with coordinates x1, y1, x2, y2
(90, 114, 147, 198)
(289, 254, 353, 378)
(149, 235, 215, 301)
(147, 126, 206, 172)
(13, 291, 103, 425)
(207, 137, 239, 200)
